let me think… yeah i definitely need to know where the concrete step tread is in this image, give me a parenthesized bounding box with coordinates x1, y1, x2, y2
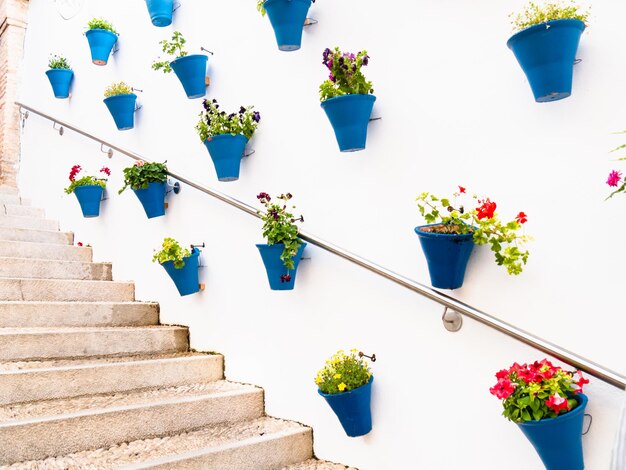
(0, 227, 72, 245)
(0, 380, 257, 424)
(0, 301, 157, 308)
(0, 239, 90, 261)
(1, 417, 308, 469)
(0, 325, 185, 335)
(282, 460, 358, 470)
(0, 257, 110, 266)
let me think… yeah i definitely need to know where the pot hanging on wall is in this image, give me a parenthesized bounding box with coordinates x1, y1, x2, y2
(103, 94, 137, 131)
(170, 54, 208, 99)
(85, 29, 118, 66)
(263, 0, 311, 51)
(256, 242, 306, 290)
(203, 134, 247, 182)
(132, 181, 166, 219)
(414, 224, 475, 289)
(160, 247, 201, 296)
(321, 94, 376, 152)
(507, 19, 585, 103)
(45, 69, 74, 99)
(73, 185, 103, 218)
(145, 0, 174, 27)
(318, 376, 373, 437)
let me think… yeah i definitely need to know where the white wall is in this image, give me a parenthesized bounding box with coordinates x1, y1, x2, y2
(17, 0, 625, 468)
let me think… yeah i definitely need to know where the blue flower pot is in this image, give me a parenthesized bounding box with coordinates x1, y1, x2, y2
(507, 19, 585, 103)
(263, 0, 311, 51)
(517, 394, 588, 470)
(318, 376, 373, 437)
(132, 181, 166, 219)
(45, 69, 73, 99)
(73, 185, 103, 218)
(256, 242, 306, 291)
(145, 0, 174, 27)
(160, 248, 201, 296)
(414, 224, 475, 289)
(321, 94, 376, 152)
(103, 94, 137, 131)
(170, 55, 208, 99)
(85, 29, 118, 66)
(203, 134, 248, 182)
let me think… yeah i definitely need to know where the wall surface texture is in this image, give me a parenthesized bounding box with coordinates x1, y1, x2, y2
(17, 1, 626, 468)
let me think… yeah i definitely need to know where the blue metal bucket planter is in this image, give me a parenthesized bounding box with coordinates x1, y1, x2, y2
(73, 185, 103, 218)
(414, 224, 475, 289)
(170, 55, 208, 99)
(321, 94, 376, 152)
(45, 69, 73, 99)
(318, 376, 373, 437)
(203, 134, 248, 182)
(517, 394, 588, 470)
(103, 94, 137, 131)
(256, 242, 307, 290)
(507, 19, 585, 103)
(264, 0, 312, 51)
(85, 29, 118, 66)
(145, 0, 174, 27)
(160, 248, 201, 296)
(132, 181, 166, 219)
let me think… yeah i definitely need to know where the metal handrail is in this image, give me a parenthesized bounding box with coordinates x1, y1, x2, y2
(16, 101, 626, 391)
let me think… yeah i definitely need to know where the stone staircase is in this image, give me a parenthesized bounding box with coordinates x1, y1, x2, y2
(0, 186, 353, 470)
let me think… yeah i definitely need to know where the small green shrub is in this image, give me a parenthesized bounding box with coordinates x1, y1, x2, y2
(48, 54, 71, 70)
(118, 161, 168, 194)
(152, 237, 191, 269)
(104, 81, 133, 98)
(315, 349, 372, 395)
(196, 99, 261, 142)
(153, 31, 188, 73)
(319, 47, 374, 102)
(64, 165, 110, 194)
(87, 18, 118, 35)
(510, 2, 590, 31)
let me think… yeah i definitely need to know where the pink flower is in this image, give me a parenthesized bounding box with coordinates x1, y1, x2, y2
(607, 170, 622, 187)
(69, 165, 81, 181)
(574, 371, 589, 393)
(546, 393, 570, 413)
(490, 378, 516, 400)
(135, 160, 145, 167)
(495, 369, 509, 380)
(100, 167, 111, 176)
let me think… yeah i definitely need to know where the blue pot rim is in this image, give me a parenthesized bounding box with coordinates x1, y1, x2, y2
(73, 184, 104, 191)
(517, 393, 588, 428)
(414, 223, 475, 241)
(320, 93, 377, 108)
(159, 248, 201, 268)
(318, 375, 374, 398)
(170, 54, 208, 66)
(507, 18, 585, 49)
(205, 133, 248, 143)
(85, 28, 119, 38)
(255, 241, 306, 249)
(46, 68, 73, 74)
(264, 0, 311, 7)
(103, 93, 137, 103)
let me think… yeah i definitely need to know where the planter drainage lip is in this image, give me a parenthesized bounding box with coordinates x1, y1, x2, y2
(518, 393, 588, 428)
(264, 0, 311, 6)
(320, 93, 377, 108)
(506, 18, 586, 49)
(414, 224, 475, 240)
(103, 93, 138, 101)
(170, 54, 209, 67)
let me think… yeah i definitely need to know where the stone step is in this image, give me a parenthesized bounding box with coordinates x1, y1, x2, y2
(0, 352, 223, 405)
(0, 195, 29, 206)
(0, 215, 58, 231)
(0, 381, 264, 465)
(0, 301, 159, 327)
(0, 326, 188, 361)
(8, 417, 311, 469)
(1, 204, 43, 218)
(0, 227, 72, 244)
(0, 278, 134, 301)
(0, 257, 112, 281)
(283, 459, 358, 469)
(0, 239, 91, 261)
(0, 186, 18, 195)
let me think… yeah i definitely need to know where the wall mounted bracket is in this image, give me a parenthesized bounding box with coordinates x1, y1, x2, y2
(442, 307, 463, 332)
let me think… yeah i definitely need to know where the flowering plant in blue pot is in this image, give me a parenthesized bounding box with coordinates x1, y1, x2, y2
(415, 187, 530, 289)
(490, 359, 590, 470)
(507, 2, 589, 103)
(153, 237, 201, 296)
(64, 164, 110, 218)
(46, 55, 73, 99)
(119, 161, 168, 219)
(256, 192, 305, 290)
(196, 99, 261, 182)
(320, 47, 376, 152)
(103, 81, 137, 131)
(153, 31, 208, 99)
(85, 18, 118, 66)
(257, 0, 316, 51)
(316, 349, 375, 437)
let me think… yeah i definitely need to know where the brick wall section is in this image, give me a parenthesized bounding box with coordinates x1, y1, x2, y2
(0, 0, 28, 188)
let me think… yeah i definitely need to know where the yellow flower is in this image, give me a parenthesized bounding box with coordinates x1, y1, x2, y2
(333, 373, 341, 379)
(315, 375, 322, 384)
(338, 382, 347, 392)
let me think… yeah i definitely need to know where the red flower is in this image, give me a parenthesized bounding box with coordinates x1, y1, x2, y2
(458, 186, 466, 194)
(495, 369, 509, 380)
(69, 165, 81, 181)
(574, 371, 589, 393)
(515, 212, 528, 224)
(546, 393, 570, 413)
(517, 367, 538, 384)
(475, 199, 497, 220)
(77, 242, 83, 247)
(490, 378, 516, 400)
(100, 167, 111, 176)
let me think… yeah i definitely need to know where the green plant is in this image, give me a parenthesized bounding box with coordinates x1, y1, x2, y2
(152, 237, 191, 269)
(510, 2, 590, 31)
(118, 160, 168, 194)
(64, 165, 110, 194)
(319, 47, 374, 102)
(87, 18, 118, 35)
(152, 31, 188, 73)
(104, 81, 133, 98)
(48, 54, 71, 70)
(315, 349, 372, 395)
(490, 359, 588, 422)
(196, 99, 261, 142)
(416, 187, 531, 275)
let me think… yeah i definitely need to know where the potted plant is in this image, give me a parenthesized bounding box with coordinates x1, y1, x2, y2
(118, 160, 168, 219)
(153, 31, 208, 99)
(63, 165, 110, 218)
(145, 0, 175, 27)
(85, 18, 119, 66)
(153, 237, 201, 296)
(507, 2, 589, 102)
(46, 54, 73, 99)
(415, 187, 531, 289)
(196, 99, 261, 181)
(257, 0, 316, 51)
(490, 359, 590, 469)
(320, 47, 376, 152)
(316, 349, 374, 437)
(103, 81, 137, 131)
(256, 192, 306, 290)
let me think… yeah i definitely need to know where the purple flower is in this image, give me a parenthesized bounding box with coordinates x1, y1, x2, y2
(253, 111, 261, 123)
(607, 170, 622, 187)
(329, 73, 335, 82)
(280, 274, 292, 283)
(239, 106, 246, 114)
(257, 192, 271, 202)
(363, 55, 369, 66)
